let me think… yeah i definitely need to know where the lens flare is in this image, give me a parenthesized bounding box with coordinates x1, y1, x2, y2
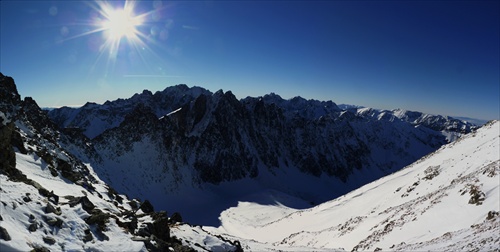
(99, 3, 143, 42)
(55, 0, 169, 77)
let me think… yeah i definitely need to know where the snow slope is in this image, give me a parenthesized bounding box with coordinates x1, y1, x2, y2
(206, 120, 500, 251)
(1, 152, 239, 251)
(0, 154, 148, 252)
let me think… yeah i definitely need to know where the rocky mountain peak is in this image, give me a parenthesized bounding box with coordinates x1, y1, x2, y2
(0, 73, 22, 126)
(21, 97, 57, 136)
(0, 73, 22, 172)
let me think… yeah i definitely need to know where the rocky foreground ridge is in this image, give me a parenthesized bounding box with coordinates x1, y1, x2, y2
(0, 73, 241, 251)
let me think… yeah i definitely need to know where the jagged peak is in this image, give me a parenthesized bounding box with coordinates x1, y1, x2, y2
(23, 96, 40, 108)
(162, 83, 190, 92)
(141, 89, 153, 96)
(0, 74, 22, 125)
(82, 101, 100, 108)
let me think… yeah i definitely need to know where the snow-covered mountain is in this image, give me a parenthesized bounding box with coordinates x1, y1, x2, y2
(206, 120, 500, 251)
(0, 73, 240, 251)
(47, 84, 477, 224)
(2, 73, 497, 251)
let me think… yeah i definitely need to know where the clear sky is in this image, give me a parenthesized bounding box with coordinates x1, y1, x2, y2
(1, 1, 499, 120)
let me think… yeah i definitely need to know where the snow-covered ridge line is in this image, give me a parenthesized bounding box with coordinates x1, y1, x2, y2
(48, 84, 477, 139)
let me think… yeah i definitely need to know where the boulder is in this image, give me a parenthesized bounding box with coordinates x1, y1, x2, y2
(45, 202, 57, 214)
(79, 196, 95, 212)
(45, 216, 63, 228)
(151, 212, 170, 241)
(28, 222, 38, 232)
(170, 212, 183, 223)
(43, 236, 56, 245)
(0, 226, 11, 241)
(136, 223, 153, 237)
(139, 200, 154, 213)
(83, 228, 93, 242)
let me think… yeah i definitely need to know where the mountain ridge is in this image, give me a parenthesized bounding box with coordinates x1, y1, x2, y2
(47, 84, 477, 224)
(48, 85, 478, 139)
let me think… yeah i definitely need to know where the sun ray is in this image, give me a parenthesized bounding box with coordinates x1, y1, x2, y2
(55, 0, 172, 77)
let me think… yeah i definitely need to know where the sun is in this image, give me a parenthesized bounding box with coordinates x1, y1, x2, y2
(100, 4, 143, 42)
(58, 0, 164, 76)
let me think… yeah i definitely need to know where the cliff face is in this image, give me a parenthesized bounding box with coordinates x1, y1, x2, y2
(0, 73, 22, 173)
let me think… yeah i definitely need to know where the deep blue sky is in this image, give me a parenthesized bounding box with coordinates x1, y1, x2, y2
(1, 1, 499, 120)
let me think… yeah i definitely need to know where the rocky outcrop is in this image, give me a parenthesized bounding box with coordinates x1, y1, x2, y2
(0, 73, 22, 173)
(0, 226, 11, 241)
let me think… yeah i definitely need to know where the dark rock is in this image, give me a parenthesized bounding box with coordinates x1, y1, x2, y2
(0, 74, 22, 175)
(136, 223, 153, 237)
(170, 212, 183, 223)
(0, 121, 17, 177)
(31, 247, 51, 252)
(0, 214, 3, 221)
(234, 240, 243, 252)
(38, 188, 51, 198)
(130, 217, 138, 232)
(45, 216, 63, 228)
(85, 209, 110, 232)
(151, 212, 169, 241)
(48, 191, 59, 204)
(79, 196, 95, 212)
(28, 222, 38, 232)
(486, 211, 499, 220)
(21, 97, 57, 137)
(128, 200, 138, 210)
(57, 159, 81, 183)
(67, 196, 95, 213)
(468, 185, 485, 205)
(22, 195, 31, 202)
(139, 200, 154, 214)
(0, 226, 11, 241)
(43, 236, 56, 245)
(45, 202, 58, 214)
(83, 228, 93, 242)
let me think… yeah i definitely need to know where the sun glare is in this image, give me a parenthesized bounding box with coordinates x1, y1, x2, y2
(58, 0, 166, 76)
(101, 8, 142, 41)
(87, 0, 151, 73)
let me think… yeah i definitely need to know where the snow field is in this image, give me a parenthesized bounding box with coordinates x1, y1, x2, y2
(206, 121, 499, 251)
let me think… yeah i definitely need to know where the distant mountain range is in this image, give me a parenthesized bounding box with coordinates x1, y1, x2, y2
(46, 84, 476, 224)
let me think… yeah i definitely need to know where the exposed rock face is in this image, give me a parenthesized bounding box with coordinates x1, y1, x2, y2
(0, 73, 22, 172)
(139, 200, 155, 214)
(48, 85, 211, 139)
(0, 226, 11, 241)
